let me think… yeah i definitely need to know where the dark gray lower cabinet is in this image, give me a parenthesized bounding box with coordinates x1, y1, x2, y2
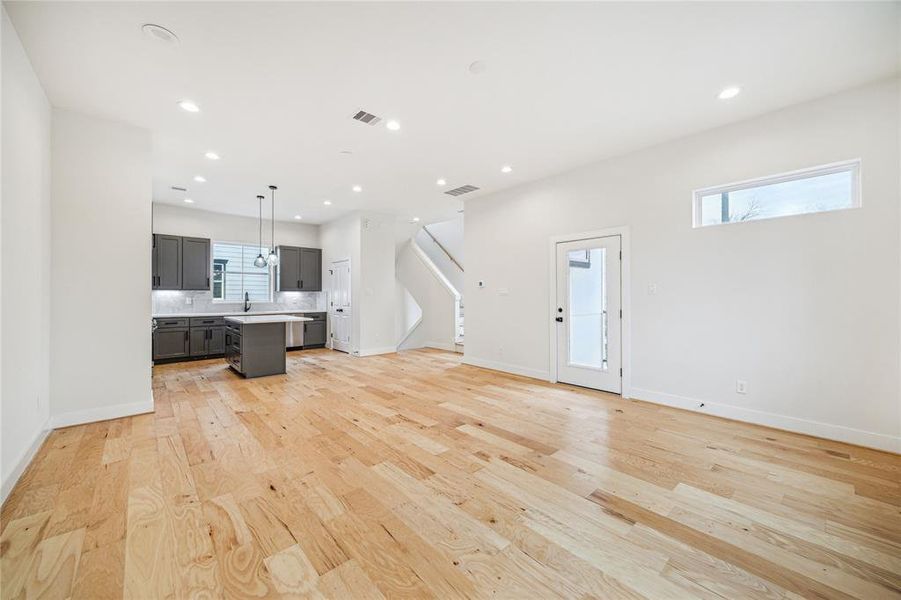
(153, 327, 189, 360)
(208, 327, 225, 355)
(303, 320, 327, 347)
(155, 317, 225, 362)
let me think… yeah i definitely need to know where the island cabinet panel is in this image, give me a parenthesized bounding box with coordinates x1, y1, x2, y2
(182, 237, 211, 290)
(277, 246, 302, 291)
(152, 234, 182, 290)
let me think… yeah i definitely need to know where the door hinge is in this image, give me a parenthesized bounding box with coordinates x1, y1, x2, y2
(619, 250, 622, 260)
(619, 309, 622, 319)
(620, 368, 623, 376)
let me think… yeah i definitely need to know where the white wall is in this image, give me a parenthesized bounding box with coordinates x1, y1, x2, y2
(152, 203, 319, 248)
(465, 79, 900, 452)
(359, 215, 397, 354)
(396, 240, 457, 351)
(1, 7, 52, 499)
(50, 109, 153, 426)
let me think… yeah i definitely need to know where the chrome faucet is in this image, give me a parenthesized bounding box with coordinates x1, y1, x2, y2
(244, 292, 252, 312)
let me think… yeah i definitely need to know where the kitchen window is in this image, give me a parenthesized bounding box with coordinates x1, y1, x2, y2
(211, 242, 272, 302)
(693, 160, 860, 228)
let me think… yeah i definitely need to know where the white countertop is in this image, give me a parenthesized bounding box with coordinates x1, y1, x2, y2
(224, 315, 312, 325)
(153, 309, 322, 319)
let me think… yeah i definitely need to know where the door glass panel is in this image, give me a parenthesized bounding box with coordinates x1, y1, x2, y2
(568, 247, 607, 369)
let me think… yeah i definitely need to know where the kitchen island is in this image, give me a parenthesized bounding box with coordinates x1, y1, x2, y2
(225, 315, 312, 378)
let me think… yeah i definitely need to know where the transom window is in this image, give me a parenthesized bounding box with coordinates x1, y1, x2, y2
(693, 160, 860, 228)
(211, 242, 272, 302)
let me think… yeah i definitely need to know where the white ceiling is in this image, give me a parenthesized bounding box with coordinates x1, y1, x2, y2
(6, 2, 899, 225)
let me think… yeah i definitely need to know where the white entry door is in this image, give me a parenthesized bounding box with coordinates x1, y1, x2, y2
(555, 235, 622, 393)
(328, 259, 352, 353)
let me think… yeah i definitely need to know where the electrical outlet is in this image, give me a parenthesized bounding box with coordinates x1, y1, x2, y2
(736, 380, 748, 394)
(185, 297, 193, 305)
(648, 283, 658, 295)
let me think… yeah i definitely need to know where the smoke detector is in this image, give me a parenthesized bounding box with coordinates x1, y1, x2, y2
(142, 24, 179, 45)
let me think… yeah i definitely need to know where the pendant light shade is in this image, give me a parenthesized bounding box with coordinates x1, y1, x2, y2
(253, 194, 267, 268)
(266, 185, 279, 267)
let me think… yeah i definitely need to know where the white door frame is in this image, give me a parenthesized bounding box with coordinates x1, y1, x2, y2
(547, 226, 631, 398)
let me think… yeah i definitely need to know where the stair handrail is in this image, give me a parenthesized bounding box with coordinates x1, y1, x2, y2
(422, 226, 464, 273)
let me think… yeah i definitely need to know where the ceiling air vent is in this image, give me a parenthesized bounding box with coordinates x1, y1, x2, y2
(171, 186, 187, 192)
(444, 184, 480, 197)
(352, 110, 382, 126)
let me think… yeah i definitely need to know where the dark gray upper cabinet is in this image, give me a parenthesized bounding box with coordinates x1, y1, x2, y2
(182, 237, 210, 290)
(277, 246, 302, 291)
(300, 248, 322, 291)
(277, 246, 322, 292)
(152, 234, 182, 290)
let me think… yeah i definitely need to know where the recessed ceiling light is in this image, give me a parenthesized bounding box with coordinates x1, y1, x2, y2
(323, 200, 332, 206)
(718, 86, 741, 100)
(142, 24, 179, 45)
(386, 120, 400, 131)
(204, 152, 220, 160)
(468, 60, 487, 75)
(436, 178, 447, 186)
(413, 217, 420, 222)
(184, 198, 194, 204)
(294, 215, 302, 220)
(501, 165, 513, 173)
(193, 175, 206, 183)
(352, 185, 362, 193)
(178, 100, 200, 113)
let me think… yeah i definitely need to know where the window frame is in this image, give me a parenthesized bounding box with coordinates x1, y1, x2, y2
(210, 239, 274, 303)
(691, 159, 861, 229)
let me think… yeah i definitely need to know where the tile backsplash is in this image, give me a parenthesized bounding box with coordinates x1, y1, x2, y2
(152, 290, 326, 315)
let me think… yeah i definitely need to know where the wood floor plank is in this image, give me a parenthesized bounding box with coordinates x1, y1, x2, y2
(1, 349, 898, 599)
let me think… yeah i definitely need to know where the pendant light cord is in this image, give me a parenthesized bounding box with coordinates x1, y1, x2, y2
(258, 195, 263, 254)
(269, 185, 277, 254)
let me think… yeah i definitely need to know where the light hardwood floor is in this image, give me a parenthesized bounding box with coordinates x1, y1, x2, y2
(2, 348, 899, 599)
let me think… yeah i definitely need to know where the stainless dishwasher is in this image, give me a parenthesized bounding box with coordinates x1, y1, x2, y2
(285, 313, 304, 349)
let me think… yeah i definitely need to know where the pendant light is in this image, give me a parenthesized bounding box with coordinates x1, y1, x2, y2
(266, 185, 279, 267)
(253, 195, 267, 268)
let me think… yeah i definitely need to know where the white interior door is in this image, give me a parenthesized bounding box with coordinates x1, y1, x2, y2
(555, 235, 622, 393)
(328, 259, 351, 353)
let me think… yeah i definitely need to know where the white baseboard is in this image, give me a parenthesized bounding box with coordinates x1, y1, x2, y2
(51, 396, 154, 429)
(425, 341, 456, 352)
(462, 356, 550, 381)
(631, 387, 900, 454)
(1, 418, 51, 504)
(355, 346, 398, 357)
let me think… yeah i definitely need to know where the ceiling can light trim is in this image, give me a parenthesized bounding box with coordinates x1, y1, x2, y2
(205, 151, 220, 160)
(193, 175, 206, 183)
